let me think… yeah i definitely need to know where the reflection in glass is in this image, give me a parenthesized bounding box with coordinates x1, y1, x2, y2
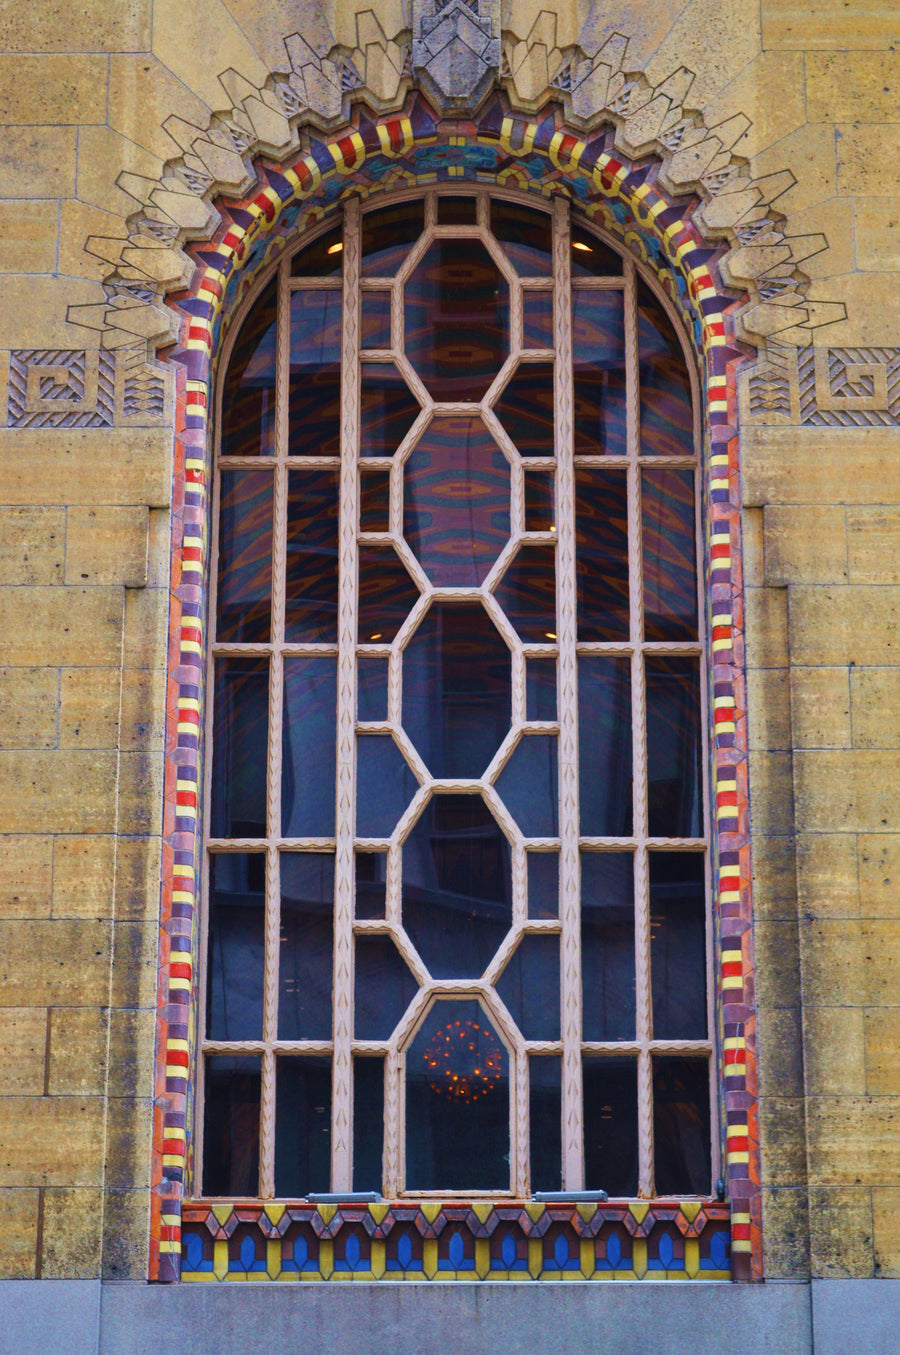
(437, 196, 477, 225)
(357, 655, 389, 722)
(354, 1057, 385, 1192)
(291, 226, 342, 276)
(524, 472, 554, 531)
(494, 543, 556, 642)
(362, 201, 425, 276)
(358, 544, 419, 643)
(355, 850, 386, 919)
(573, 292, 626, 455)
(571, 228, 623, 277)
(203, 1055, 261, 1196)
(282, 658, 336, 837)
(359, 469, 390, 532)
(650, 853, 707, 1040)
(645, 657, 702, 838)
(494, 365, 554, 458)
(496, 934, 560, 1039)
(403, 603, 510, 778)
(578, 657, 632, 836)
(523, 290, 554, 347)
(638, 279, 693, 458)
(360, 363, 420, 458)
(216, 470, 273, 642)
(530, 1055, 562, 1192)
(490, 201, 552, 275)
(642, 468, 698, 640)
(207, 853, 265, 1040)
(278, 853, 334, 1040)
(221, 278, 276, 457)
(361, 291, 391, 348)
(285, 470, 339, 642)
(583, 1057, 638, 1196)
(405, 240, 509, 401)
(357, 735, 418, 838)
(289, 290, 342, 456)
(528, 851, 558, 919)
(652, 1056, 711, 1196)
(402, 795, 511, 978)
(406, 999, 510, 1190)
(581, 853, 635, 1040)
(526, 657, 556, 721)
(495, 734, 559, 838)
(211, 658, 269, 838)
(274, 1057, 332, 1196)
(575, 469, 629, 640)
(355, 934, 418, 1039)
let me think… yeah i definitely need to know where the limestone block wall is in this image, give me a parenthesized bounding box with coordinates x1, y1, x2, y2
(0, 0, 897, 1285)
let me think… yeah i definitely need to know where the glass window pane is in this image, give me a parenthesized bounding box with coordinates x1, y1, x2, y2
(490, 201, 552, 275)
(355, 934, 418, 1039)
(406, 1000, 510, 1190)
(278, 852, 334, 1040)
(524, 471, 554, 531)
(573, 292, 626, 455)
(650, 853, 707, 1040)
(575, 469, 629, 640)
(211, 658, 269, 839)
(645, 656, 702, 838)
(526, 657, 556, 722)
(581, 853, 635, 1041)
(578, 657, 632, 836)
(496, 934, 560, 1039)
(523, 291, 553, 347)
(528, 851, 558, 919)
(358, 655, 389, 722)
(354, 1057, 385, 1193)
(289, 290, 342, 456)
(291, 225, 342, 276)
(437, 196, 477, 225)
(571, 227, 623, 277)
(642, 468, 698, 641)
(494, 543, 556, 642)
(494, 734, 559, 838)
(361, 291, 391, 348)
(358, 544, 420, 643)
(221, 278, 276, 458)
(583, 1056, 638, 1196)
(206, 853, 265, 1040)
(274, 1056, 332, 1196)
(494, 364, 554, 458)
(285, 470, 339, 642)
(405, 240, 510, 401)
(362, 201, 425, 276)
(357, 734, 418, 838)
(529, 1055, 562, 1192)
(216, 470, 273, 643)
(355, 850, 386, 919)
(203, 1055, 261, 1196)
(652, 1056, 711, 1196)
(282, 658, 336, 837)
(360, 363, 420, 458)
(359, 469, 390, 533)
(638, 279, 693, 457)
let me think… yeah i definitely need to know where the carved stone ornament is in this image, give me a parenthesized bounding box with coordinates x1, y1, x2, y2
(412, 0, 500, 112)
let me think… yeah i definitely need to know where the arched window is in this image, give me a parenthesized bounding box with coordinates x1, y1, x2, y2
(200, 190, 711, 1201)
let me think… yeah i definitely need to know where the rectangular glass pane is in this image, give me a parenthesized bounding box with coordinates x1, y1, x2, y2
(203, 1055, 261, 1196)
(575, 469, 629, 640)
(290, 225, 342, 277)
(652, 1056, 711, 1196)
(437, 195, 477, 225)
(289, 289, 341, 456)
(206, 853, 265, 1040)
(573, 292, 626, 455)
(210, 657, 269, 839)
(356, 850, 386, 919)
(494, 733, 558, 838)
(357, 655, 389, 721)
(529, 1055, 562, 1193)
(359, 469, 390, 532)
(642, 467, 698, 641)
(650, 853, 707, 1040)
(216, 469, 273, 643)
(282, 657, 336, 837)
(285, 470, 339, 642)
(645, 656, 702, 838)
(526, 657, 556, 722)
(581, 853, 635, 1040)
(362, 201, 425, 276)
(278, 852, 334, 1040)
(361, 290, 391, 348)
(528, 850, 558, 919)
(578, 657, 632, 836)
(274, 1056, 332, 1197)
(637, 279, 694, 458)
(524, 471, 554, 532)
(220, 278, 276, 457)
(583, 1056, 638, 1196)
(523, 290, 553, 347)
(496, 934, 560, 1040)
(355, 934, 418, 1040)
(353, 1057, 385, 1193)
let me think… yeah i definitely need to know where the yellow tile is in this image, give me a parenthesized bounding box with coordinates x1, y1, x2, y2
(0, 1096, 105, 1187)
(0, 428, 172, 509)
(790, 668, 851, 750)
(864, 1010, 900, 1096)
(0, 667, 59, 749)
(0, 126, 76, 199)
(859, 835, 900, 920)
(0, 835, 52, 918)
(0, 55, 107, 125)
(0, 1009, 46, 1095)
(52, 835, 116, 920)
(65, 506, 149, 588)
(0, 200, 58, 274)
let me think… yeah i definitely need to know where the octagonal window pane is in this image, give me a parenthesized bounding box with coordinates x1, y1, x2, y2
(357, 734, 419, 838)
(494, 734, 559, 838)
(493, 543, 556, 642)
(362, 201, 425, 276)
(360, 363, 421, 458)
(490, 201, 552, 275)
(358, 544, 420, 643)
(405, 240, 509, 401)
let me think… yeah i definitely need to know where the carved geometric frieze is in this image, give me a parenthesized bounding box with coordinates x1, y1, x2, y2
(7, 345, 170, 429)
(743, 344, 900, 427)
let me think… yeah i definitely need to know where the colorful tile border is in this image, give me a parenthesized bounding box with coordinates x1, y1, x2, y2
(152, 89, 758, 1283)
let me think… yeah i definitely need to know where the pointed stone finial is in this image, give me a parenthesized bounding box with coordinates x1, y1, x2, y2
(412, 0, 500, 113)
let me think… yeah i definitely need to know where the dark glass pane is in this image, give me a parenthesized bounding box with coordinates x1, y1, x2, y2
(403, 795, 511, 978)
(490, 200, 552, 275)
(356, 850, 386, 919)
(575, 469, 629, 640)
(573, 292, 626, 455)
(355, 934, 419, 1039)
(278, 852, 334, 1040)
(285, 470, 339, 642)
(528, 851, 558, 919)
(406, 1000, 509, 1190)
(274, 1057, 331, 1196)
(282, 657, 336, 837)
(203, 1055, 261, 1196)
(358, 655, 388, 722)
(221, 278, 276, 457)
(405, 239, 509, 401)
(360, 363, 420, 458)
(494, 364, 554, 458)
(289, 290, 342, 456)
(404, 417, 510, 585)
(359, 469, 390, 532)
(523, 290, 553, 347)
(494, 544, 556, 642)
(361, 290, 391, 348)
(496, 934, 560, 1039)
(362, 201, 425, 276)
(581, 853, 635, 1040)
(530, 1056, 562, 1192)
(638, 279, 693, 458)
(358, 544, 420, 643)
(526, 657, 556, 721)
(207, 853, 265, 1040)
(571, 227, 623, 277)
(524, 472, 554, 531)
(583, 1057, 638, 1196)
(437, 195, 477, 224)
(403, 602, 510, 778)
(645, 657, 702, 838)
(578, 657, 632, 836)
(652, 1056, 711, 1196)
(354, 1057, 385, 1193)
(495, 734, 558, 837)
(211, 658, 269, 838)
(216, 470, 273, 642)
(291, 225, 342, 276)
(642, 468, 698, 640)
(357, 735, 418, 837)
(650, 853, 707, 1040)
